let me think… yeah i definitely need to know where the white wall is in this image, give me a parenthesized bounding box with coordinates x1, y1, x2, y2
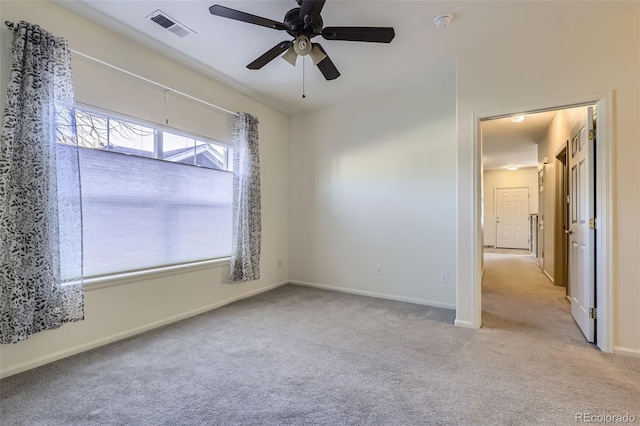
(483, 168, 538, 248)
(2, 0, 639, 377)
(456, 3, 640, 353)
(289, 74, 457, 308)
(0, 0, 289, 377)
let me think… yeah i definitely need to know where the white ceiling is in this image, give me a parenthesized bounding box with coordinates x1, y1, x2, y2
(482, 105, 591, 170)
(54, 1, 621, 170)
(56, 1, 630, 116)
(482, 111, 557, 171)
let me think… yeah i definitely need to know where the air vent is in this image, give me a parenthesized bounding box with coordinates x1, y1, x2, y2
(147, 10, 195, 38)
(151, 14, 174, 29)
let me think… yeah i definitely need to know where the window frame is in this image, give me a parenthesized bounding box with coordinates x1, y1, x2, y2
(63, 103, 234, 285)
(73, 102, 233, 171)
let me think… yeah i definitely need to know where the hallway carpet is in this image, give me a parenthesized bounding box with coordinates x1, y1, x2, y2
(1, 254, 638, 425)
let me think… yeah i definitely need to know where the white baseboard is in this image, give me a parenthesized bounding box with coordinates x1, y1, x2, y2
(288, 280, 456, 310)
(454, 318, 475, 328)
(0, 281, 288, 379)
(542, 269, 554, 284)
(613, 346, 640, 358)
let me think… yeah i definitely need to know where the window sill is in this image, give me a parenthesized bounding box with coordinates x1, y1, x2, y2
(82, 258, 231, 291)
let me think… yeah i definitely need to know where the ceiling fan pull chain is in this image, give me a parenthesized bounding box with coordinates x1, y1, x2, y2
(302, 57, 306, 99)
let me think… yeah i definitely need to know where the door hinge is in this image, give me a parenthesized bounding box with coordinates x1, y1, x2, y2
(589, 130, 595, 141)
(589, 308, 597, 320)
(589, 218, 597, 229)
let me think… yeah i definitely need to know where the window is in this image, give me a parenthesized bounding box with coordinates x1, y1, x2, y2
(58, 106, 233, 277)
(162, 131, 230, 169)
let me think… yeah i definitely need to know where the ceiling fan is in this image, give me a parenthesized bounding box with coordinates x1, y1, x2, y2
(209, 0, 395, 80)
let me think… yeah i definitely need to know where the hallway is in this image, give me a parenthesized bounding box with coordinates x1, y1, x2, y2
(482, 251, 583, 344)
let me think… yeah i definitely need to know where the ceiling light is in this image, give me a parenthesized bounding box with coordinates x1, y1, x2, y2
(282, 47, 298, 66)
(506, 165, 519, 171)
(510, 115, 526, 123)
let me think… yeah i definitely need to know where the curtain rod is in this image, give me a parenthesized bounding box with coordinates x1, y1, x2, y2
(4, 20, 239, 117)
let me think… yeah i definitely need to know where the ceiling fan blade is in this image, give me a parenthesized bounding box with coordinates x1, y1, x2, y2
(322, 27, 395, 43)
(313, 44, 340, 80)
(299, 0, 326, 25)
(209, 5, 287, 31)
(247, 41, 294, 69)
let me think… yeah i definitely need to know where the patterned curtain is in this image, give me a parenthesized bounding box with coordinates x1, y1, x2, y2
(0, 22, 83, 344)
(228, 113, 261, 282)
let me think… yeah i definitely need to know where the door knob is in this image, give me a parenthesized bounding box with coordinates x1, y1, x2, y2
(564, 229, 573, 235)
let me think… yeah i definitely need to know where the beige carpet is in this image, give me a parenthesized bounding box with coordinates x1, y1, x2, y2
(480, 252, 639, 420)
(1, 253, 638, 425)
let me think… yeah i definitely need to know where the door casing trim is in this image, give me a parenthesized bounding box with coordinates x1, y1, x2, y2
(460, 92, 613, 353)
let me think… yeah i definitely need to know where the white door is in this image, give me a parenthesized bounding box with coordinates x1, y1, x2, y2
(495, 187, 530, 249)
(569, 107, 595, 342)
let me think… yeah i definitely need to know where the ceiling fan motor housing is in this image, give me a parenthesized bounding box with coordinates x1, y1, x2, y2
(284, 8, 323, 37)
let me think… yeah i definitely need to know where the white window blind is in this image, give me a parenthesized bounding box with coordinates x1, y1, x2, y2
(79, 147, 233, 277)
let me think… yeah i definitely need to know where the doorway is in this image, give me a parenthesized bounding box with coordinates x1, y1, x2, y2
(554, 143, 569, 292)
(479, 101, 605, 347)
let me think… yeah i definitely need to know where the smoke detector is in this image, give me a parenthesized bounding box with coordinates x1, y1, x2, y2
(433, 14, 453, 29)
(147, 10, 196, 38)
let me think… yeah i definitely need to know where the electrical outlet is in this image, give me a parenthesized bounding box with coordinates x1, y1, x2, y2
(376, 266, 383, 276)
(441, 272, 449, 283)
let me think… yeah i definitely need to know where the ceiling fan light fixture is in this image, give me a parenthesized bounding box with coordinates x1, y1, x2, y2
(293, 35, 312, 56)
(282, 46, 298, 66)
(309, 45, 327, 66)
